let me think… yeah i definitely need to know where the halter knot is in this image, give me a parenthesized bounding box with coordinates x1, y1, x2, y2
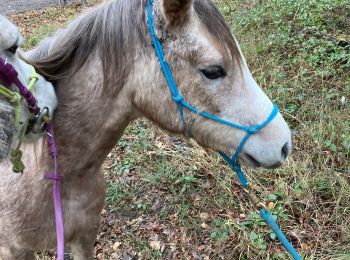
(46, 126, 58, 158)
(247, 126, 259, 135)
(9, 92, 21, 104)
(45, 172, 64, 181)
(172, 94, 183, 103)
(231, 161, 241, 171)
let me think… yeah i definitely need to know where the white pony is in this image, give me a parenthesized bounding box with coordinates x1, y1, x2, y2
(0, 15, 57, 169)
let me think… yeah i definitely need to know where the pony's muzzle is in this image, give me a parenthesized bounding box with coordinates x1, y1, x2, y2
(243, 140, 292, 169)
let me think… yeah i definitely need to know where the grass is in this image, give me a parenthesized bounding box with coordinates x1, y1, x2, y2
(9, 0, 350, 259)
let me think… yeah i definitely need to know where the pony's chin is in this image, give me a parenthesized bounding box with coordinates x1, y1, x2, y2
(238, 154, 261, 168)
(239, 153, 285, 169)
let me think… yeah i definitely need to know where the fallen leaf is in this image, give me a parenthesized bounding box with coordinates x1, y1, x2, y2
(112, 241, 122, 251)
(200, 212, 210, 221)
(149, 241, 161, 250)
(201, 223, 209, 229)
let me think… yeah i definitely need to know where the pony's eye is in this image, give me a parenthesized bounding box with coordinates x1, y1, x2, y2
(7, 45, 18, 54)
(200, 65, 226, 80)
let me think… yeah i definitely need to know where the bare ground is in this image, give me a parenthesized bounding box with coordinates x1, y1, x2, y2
(0, 0, 79, 15)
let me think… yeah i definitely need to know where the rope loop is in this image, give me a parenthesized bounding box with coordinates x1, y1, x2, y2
(10, 92, 21, 104)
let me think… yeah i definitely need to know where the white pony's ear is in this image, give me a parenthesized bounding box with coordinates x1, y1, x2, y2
(160, 0, 193, 27)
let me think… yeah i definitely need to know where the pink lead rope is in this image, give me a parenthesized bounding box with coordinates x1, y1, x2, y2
(0, 58, 65, 260)
(45, 124, 65, 260)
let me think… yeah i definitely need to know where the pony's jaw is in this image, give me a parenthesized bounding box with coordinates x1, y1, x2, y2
(188, 111, 292, 169)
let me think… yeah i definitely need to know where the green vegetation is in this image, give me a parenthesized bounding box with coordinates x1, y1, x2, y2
(14, 0, 349, 259)
(219, 0, 349, 163)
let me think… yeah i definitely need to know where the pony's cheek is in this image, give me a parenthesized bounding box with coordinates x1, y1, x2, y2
(132, 89, 185, 133)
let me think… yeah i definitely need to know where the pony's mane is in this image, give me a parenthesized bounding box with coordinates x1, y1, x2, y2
(29, 0, 240, 86)
(29, 0, 148, 87)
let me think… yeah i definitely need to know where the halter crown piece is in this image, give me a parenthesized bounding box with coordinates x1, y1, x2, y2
(0, 57, 65, 260)
(146, 1, 301, 259)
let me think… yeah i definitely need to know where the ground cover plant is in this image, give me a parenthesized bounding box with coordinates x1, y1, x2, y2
(8, 0, 350, 259)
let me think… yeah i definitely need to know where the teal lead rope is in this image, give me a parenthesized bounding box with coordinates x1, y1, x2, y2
(146, 0, 301, 259)
(220, 153, 302, 260)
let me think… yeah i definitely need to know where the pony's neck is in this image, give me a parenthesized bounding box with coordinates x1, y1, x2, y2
(52, 55, 137, 178)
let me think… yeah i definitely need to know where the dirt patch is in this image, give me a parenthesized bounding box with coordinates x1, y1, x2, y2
(0, 0, 80, 15)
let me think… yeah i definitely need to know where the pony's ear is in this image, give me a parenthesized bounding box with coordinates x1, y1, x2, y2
(161, 0, 193, 27)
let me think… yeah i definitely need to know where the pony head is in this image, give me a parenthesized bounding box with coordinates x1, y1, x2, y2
(0, 15, 57, 162)
(134, 0, 292, 168)
(27, 0, 291, 169)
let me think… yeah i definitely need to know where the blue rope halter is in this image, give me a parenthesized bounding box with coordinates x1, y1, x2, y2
(146, 1, 301, 259)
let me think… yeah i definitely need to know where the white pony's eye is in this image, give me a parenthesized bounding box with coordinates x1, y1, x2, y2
(7, 45, 18, 54)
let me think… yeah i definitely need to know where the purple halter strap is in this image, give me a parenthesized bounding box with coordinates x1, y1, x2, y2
(0, 57, 64, 260)
(0, 58, 40, 115)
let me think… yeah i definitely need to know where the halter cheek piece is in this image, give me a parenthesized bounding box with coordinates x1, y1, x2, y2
(146, 1, 301, 259)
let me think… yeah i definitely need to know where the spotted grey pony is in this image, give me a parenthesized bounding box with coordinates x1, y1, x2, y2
(0, 0, 291, 259)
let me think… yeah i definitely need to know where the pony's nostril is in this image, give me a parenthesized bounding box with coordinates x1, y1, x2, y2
(281, 142, 290, 160)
